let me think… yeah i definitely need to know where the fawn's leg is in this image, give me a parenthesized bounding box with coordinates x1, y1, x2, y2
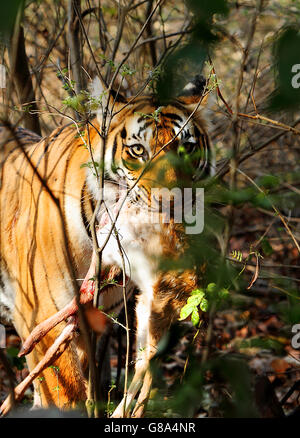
(0, 319, 82, 415)
(131, 368, 152, 417)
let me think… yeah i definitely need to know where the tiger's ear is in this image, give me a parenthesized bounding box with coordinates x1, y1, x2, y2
(176, 74, 211, 125)
(177, 75, 209, 106)
(90, 76, 126, 124)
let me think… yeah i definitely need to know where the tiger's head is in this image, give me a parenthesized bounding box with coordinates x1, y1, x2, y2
(90, 75, 213, 209)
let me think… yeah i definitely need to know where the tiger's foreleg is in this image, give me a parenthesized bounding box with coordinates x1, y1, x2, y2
(130, 314, 170, 418)
(111, 285, 181, 418)
(111, 289, 156, 418)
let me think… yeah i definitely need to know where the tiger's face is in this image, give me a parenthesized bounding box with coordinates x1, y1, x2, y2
(102, 94, 212, 209)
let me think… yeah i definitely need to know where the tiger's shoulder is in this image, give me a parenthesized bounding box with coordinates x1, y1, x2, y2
(0, 124, 42, 166)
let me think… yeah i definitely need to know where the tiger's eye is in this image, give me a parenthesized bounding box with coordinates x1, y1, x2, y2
(131, 145, 145, 156)
(178, 143, 196, 156)
(177, 145, 186, 156)
(183, 142, 196, 153)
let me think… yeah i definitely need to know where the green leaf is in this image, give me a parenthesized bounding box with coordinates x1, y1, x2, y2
(187, 293, 204, 306)
(257, 175, 280, 189)
(239, 337, 284, 354)
(219, 288, 229, 299)
(200, 298, 208, 312)
(191, 288, 205, 296)
(252, 192, 273, 210)
(191, 308, 200, 326)
(261, 238, 274, 256)
(63, 94, 86, 113)
(179, 303, 194, 321)
(206, 283, 217, 294)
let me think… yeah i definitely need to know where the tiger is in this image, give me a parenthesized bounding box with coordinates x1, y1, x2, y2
(0, 75, 212, 417)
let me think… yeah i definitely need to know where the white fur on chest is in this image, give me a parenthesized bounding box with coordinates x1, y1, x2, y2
(87, 173, 162, 293)
(98, 202, 161, 295)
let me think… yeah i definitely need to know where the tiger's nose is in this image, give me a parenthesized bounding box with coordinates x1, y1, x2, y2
(164, 167, 177, 186)
(152, 157, 178, 188)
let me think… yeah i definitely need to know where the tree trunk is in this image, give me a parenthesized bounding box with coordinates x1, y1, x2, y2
(10, 14, 41, 135)
(67, 0, 85, 95)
